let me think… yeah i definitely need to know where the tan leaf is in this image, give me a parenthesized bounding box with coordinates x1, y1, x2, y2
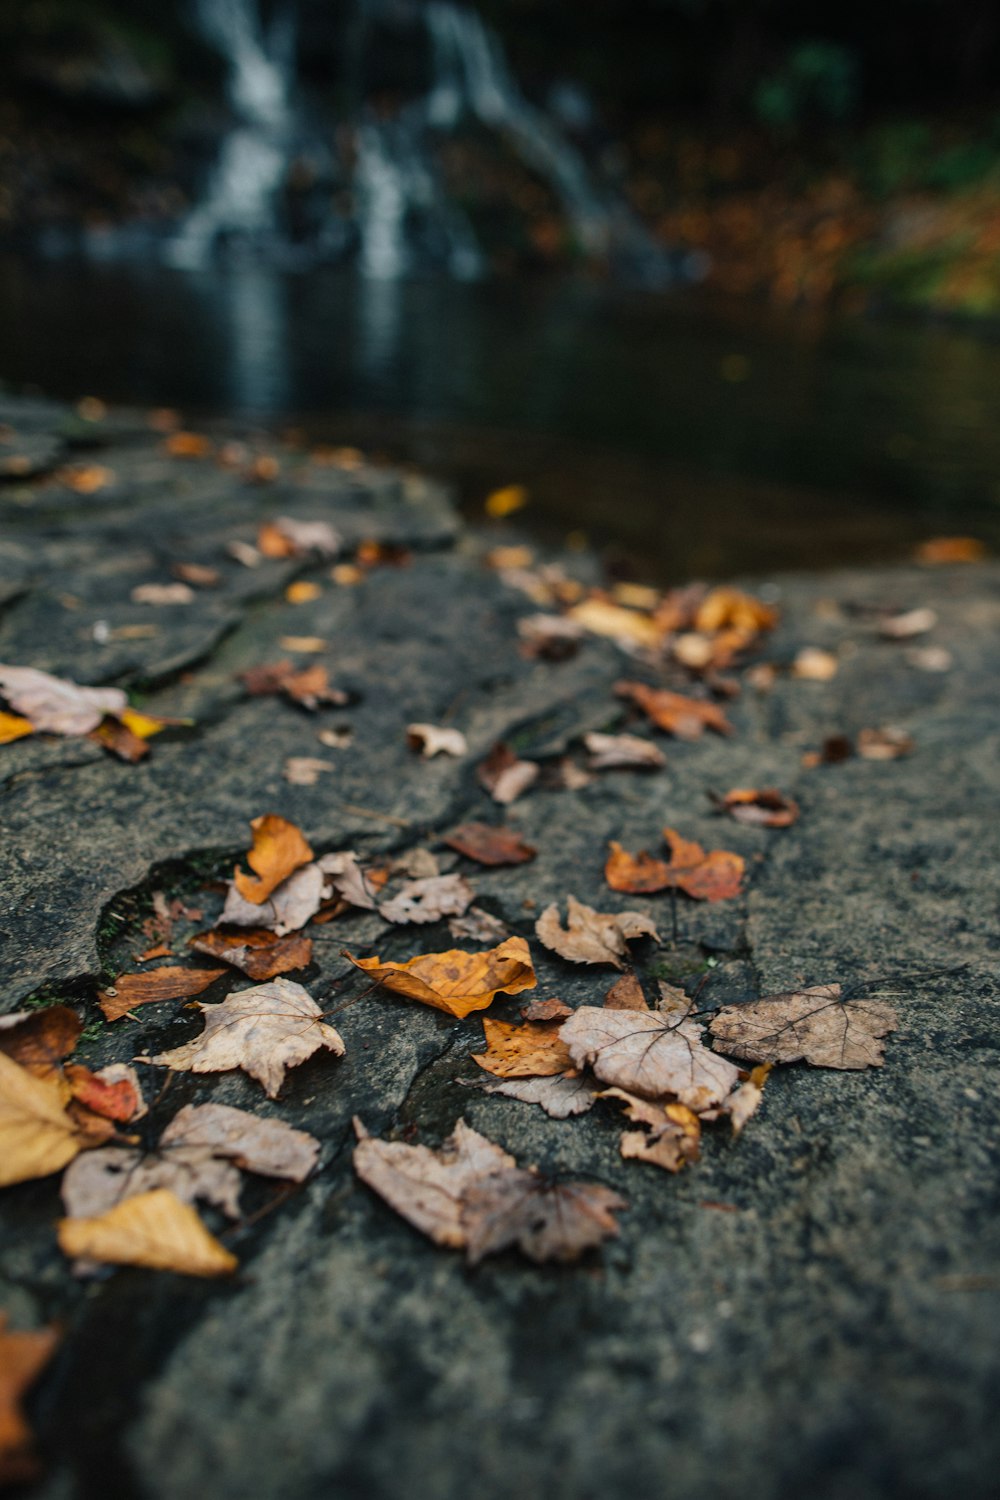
(278, 636, 328, 654)
(584, 732, 666, 771)
(172, 562, 219, 588)
(879, 607, 937, 640)
(258, 516, 341, 558)
(709, 984, 898, 1070)
(560, 1006, 740, 1108)
(604, 974, 649, 1011)
(283, 756, 334, 785)
(0, 1315, 60, 1488)
(615, 680, 732, 739)
(345, 936, 536, 1019)
(442, 822, 537, 866)
(726, 1064, 771, 1135)
(131, 582, 194, 606)
(406, 723, 468, 759)
(469, 1072, 597, 1118)
(0, 664, 126, 735)
(447, 907, 511, 945)
(715, 788, 799, 828)
(221, 861, 325, 934)
(567, 598, 662, 649)
(146, 977, 345, 1097)
(240, 660, 348, 710)
(472, 1017, 572, 1078)
(791, 648, 838, 681)
(905, 646, 952, 673)
(857, 727, 914, 760)
(234, 814, 314, 904)
(477, 742, 539, 804)
(189, 928, 313, 981)
(0, 1004, 82, 1076)
(379, 874, 475, 925)
(604, 1088, 702, 1172)
(98, 966, 226, 1023)
(0, 1052, 96, 1187)
(159, 1101, 319, 1181)
(535, 896, 659, 969)
(520, 996, 572, 1021)
(58, 1188, 237, 1277)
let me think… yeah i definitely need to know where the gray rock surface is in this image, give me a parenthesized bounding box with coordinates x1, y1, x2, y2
(0, 399, 997, 1500)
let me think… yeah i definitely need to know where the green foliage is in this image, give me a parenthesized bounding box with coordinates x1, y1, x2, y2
(754, 42, 857, 131)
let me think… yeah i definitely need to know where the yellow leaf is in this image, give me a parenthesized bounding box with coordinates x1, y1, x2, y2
(285, 581, 322, 604)
(485, 484, 529, 518)
(118, 708, 169, 740)
(345, 936, 536, 1019)
(58, 1188, 237, 1277)
(568, 599, 662, 649)
(234, 814, 314, 904)
(0, 712, 33, 745)
(0, 1052, 90, 1187)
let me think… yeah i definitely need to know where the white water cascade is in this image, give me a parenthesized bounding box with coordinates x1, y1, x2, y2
(166, 0, 295, 267)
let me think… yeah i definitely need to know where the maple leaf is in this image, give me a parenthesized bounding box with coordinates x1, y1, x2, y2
(477, 742, 539, 804)
(0, 664, 126, 735)
(473, 1017, 572, 1078)
(615, 680, 732, 739)
(714, 788, 800, 828)
(535, 896, 659, 969)
(0, 1052, 104, 1187)
(605, 830, 744, 902)
(378, 874, 475, 925)
(234, 814, 314, 903)
(709, 984, 898, 1070)
(601, 1088, 702, 1173)
(442, 821, 537, 866)
(468, 1073, 597, 1119)
(560, 1006, 741, 1109)
(189, 928, 313, 981)
(146, 977, 345, 1097)
(353, 1118, 624, 1264)
(583, 732, 666, 771)
(58, 1188, 237, 1277)
(62, 1102, 319, 1226)
(345, 937, 536, 1019)
(97, 966, 226, 1023)
(406, 723, 468, 759)
(0, 1314, 60, 1488)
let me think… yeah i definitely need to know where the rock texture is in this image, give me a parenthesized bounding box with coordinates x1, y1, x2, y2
(0, 397, 997, 1500)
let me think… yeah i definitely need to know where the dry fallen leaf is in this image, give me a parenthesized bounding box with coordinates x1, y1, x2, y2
(517, 613, 584, 660)
(234, 814, 314, 904)
(442, 822, 537, 866)
(285, 580, 322, 605)
(726, 1064, 771, 1135)
(615, 680, 732, 739)
(535, 896, 659, 969)
(406, 723, 468, 759)
(584, 732, 667, 771)
(477, 742, 539, 804)
(447, 907, 511, 945)
(709, 984, 898, 1070)
(88, 716, 151, 762)
(0, 711, 34, 744)
(914, 536, 986, 564)
(472, 1017, 573, 1078)
(560, 1006, 741, 1109)
(58, 1188, 237, 1277)
(189, 928, 313, 981)
(694, 587, 778, 634)
(318, 850, 382, 912)
(0, 1052, 99, 1187)
(258, 516, 342, 558)
(602, 1088, 702, 1173)
(379, 874, 475, 925)
(791, 648, 838, 681)
(485, 483, 528, 518)
(879, 607, 937, 640)
(278, 636, 328, 654)
(345, 936, 536, 1019)
(98, 965, 225, 1022)
(567, 598, 662, 650)
(147, 977, 345, 1098)
(353, 1117, 624, 1264)
(0, 1004, 82, 1075)
(604, 974, 649, 1011)
(468, 1072, 597, 1118)
(164, 431, 212, 458)
(63, 1063, 143, 1124)
(131, 582, 195, 606)
(0, 1314, 60, 1488)
(283, 756, 335, 786)
(0, 665, 126, 735)
(172, 562, 220, 588)
(240, 660, 349, 710)
(221, 861, 326, 934)
(714, 788, 800, 828)
(857, 726, 914, 760)
(520, 996, 572, 1021)
(605, 830, 744, 902)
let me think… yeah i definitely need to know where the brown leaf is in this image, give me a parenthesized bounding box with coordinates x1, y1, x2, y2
(709, 984, 898, 1070)
(477, 742, 539, 804)
(406, 723, 468, 759)
(189, 928, 313, 981)
(791, 647, 838, 681)
(520, 996, 572, 1021)
(442, 821, 537, 866)
(0, 1315, 60, 1488)
(535, 896, 659, 969)
(172, 562, 220, 588)
(517, 613, 584, 660)
(602, 1089, 702, 1172)
(0, 1005, 82, 1076)
(879, 607, 937, 640)
(914, 536, 986, 564)
(447, 907, 511, 945)
(221, 861, 326, 934)
(560, 1006, 741, 1108)
(468, 1072, 597, 1118)
(603, 841, 672, 894)
(0, 664, 126, 735)
(615, 681, 732, 739)
(234, 814, 314, 904)
(857, 727, 914, 760)
(345, 937, 536, 1019)
(473, 1017, 572, 1078)
(58, 1188, 237, 1277)
(240, 661, 348, 710)
(379, 874, 475, 925)
(584, 732, 666, 771)
(258, 516, 341, 558)
(147, 977, 344, 1097)
(98, 966, 226, 1023)
(0, 1052, 99, 1187)
(715, 788, 800, 828)
(604, 974, 649, 1011)
(318, 850, 381, 912)
(353, 1117, 624, 1263)
(88, 716, 151, 762)
(283, 756, 335, 786)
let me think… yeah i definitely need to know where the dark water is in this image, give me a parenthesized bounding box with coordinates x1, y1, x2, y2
(1, 254, 998, 580)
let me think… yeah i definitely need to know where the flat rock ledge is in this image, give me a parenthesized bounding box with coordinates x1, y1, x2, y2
(1, 396, 998, 1500)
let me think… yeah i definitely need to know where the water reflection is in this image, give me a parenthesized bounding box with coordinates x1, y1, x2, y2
(222, 267, 290, 412)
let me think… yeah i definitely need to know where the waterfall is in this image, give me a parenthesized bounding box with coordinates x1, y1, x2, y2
(166, 0, 295, 267)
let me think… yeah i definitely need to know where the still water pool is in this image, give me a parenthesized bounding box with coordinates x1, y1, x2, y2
(1, 255, 998, 580)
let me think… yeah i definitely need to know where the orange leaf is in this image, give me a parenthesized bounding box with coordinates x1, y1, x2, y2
(615, 681, 732, 739)
(694, 587, 778, 634)
(606, 831, 744, 902)
(715, 787, 799, 828)
(189, 927, 313, 981)
(345, 936, 536, 1019)
(604, 841, 672, 894)
(0, 712, 33, 745)
(473, 1017, 572, 1077)
(914, 536, 986, 564)
(0, 1005, 81, 1076)
(0, 1315, 60, 1488)
(233, 814, 313, 904)
(442, 822, 537, 866)
(98, 966, 226, 1023)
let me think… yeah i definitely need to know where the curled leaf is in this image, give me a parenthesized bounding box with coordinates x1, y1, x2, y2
(714, 788, 799, 828)
(615, 681, 732, 739)
(584, 732, 666, 771)
(535, 896, 659, 969)
(406, 723, 468, 759)
(477, 742, 539, 804)
(234, 814, 314, 904)
(345, 937, 536, 1019)
(58, 1188, 237, 1277)
(605, 829, 744, 902)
